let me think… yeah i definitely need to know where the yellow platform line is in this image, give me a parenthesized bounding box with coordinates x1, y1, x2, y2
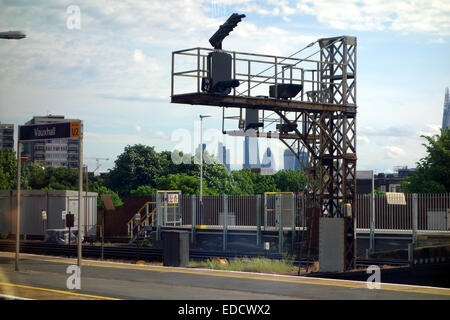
(3, 252, 450, 297)
(0, 282, 122, 300)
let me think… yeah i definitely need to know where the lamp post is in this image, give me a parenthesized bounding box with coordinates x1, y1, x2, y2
(199, 114, 212, 225)
(4, 30, 27, 272)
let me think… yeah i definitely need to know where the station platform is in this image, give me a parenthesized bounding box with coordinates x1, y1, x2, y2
(0, 252, 449, 300)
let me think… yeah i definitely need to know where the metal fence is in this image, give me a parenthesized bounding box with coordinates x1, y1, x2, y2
(356, 193, 450, 231)
(158, 193, 450, 232)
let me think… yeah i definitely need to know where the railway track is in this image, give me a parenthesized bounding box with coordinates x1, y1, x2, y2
(0, 241, 409, 267)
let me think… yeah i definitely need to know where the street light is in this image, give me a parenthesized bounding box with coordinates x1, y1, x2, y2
(4, 30, 27, 272)
(0, 31, 26, 39)
(199, 114, 212, 225)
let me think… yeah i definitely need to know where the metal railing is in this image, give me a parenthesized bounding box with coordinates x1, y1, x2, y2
(171, 47, 348, 105)
(158, 193, 450, 232)
(356, 193, 450, 232)
(126, 202, 156, 238)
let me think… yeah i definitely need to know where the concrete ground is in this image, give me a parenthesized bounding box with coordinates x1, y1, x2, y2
(0, 252, 449, 300)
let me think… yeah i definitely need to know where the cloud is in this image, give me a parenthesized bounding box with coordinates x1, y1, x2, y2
(418, 124, 441, 136)
(359, 125, 414, 137)
(382, 145, 406, 159)
(133, 49, 146, 63)
(429, 38, 446, 44)
(240, 0, 450, 36)
(357, 135, 370, 144)
(85, 131, 171, 147)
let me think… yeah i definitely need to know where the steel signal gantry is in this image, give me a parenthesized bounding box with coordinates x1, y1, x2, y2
(170, 15, 357, 269)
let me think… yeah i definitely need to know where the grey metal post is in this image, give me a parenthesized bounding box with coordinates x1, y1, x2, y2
(191, 195, 196, 244)
(156, 192, 161, 241)
(200, 119, 203, 205)
(164, 193, 168, 227)
(412, 193, 418, 247)
(15, 140, 21, 271)
(408, 243, 414, 265)
(277, 194, 283, 254)
(291, 194, 296, 251)
(263, 193, 267, 230)
(370, 172, 375, 253)
(101, 212, 104, 260)
(77, 121, 83, 267)
(223, 195, 228, 251)
(256, 194, 261, 247)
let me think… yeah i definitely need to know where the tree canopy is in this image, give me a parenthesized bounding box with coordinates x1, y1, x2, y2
(1, 143, 309, 205)
(0, 149, 122, 207)
(100, 144, 308, 196)
(0, 149, 17, 189)
(401, 127, 450, 193)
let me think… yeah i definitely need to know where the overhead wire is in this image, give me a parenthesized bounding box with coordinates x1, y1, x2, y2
(235, 37, 344, 97)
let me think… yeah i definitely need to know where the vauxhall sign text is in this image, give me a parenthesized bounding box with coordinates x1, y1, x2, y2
(18, 121, 80, 141)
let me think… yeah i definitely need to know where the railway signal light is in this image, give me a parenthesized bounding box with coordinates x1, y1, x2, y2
(209, 13, 245, 50)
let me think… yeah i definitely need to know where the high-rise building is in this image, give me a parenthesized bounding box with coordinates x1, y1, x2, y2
(217, 142, 230, 171)
(243, 135, 260, 169)
(283, 149, 307, 170)
(0, 122, 14, 151)
(22, 115, 81, 169)
(261, 147, 274, 169)
(195, 143, 206, 158)
(443, 87, 450, 129)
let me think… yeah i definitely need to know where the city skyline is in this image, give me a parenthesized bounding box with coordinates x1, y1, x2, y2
(1, 1, 449, 173)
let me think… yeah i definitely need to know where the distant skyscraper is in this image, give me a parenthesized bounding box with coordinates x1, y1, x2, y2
(217, 142, 231, 171)
(443, 87, 450, 129)
(195, 143, 207, 164)
(0, 122, 14, 151)
(243, 135, 260, 169)
(283, 149, 307, 170)
(195, 143, 206, 155)
(261, 147, 274, 169)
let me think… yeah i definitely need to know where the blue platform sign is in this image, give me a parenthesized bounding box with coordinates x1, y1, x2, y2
(19, 121, 80, 141)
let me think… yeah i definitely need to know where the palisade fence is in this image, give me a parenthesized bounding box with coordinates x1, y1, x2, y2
(176, 195, 312, 230)
(356, 194, 450, 231)
(159, 194, 450, 232)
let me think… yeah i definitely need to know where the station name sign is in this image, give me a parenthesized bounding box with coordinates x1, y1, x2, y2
(19, 121, 80, 141)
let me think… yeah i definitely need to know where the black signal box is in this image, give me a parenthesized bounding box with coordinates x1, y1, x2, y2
(66, 213, 74, 228)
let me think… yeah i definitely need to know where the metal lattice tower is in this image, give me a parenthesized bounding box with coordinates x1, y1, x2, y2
(170, 33, 358, 269)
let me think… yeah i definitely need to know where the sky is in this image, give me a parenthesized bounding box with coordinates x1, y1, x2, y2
(0, 0, 449, 174)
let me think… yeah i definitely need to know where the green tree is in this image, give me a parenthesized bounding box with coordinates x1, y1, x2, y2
(160, 150, 199, 176)
(90, 181, 123, 207)
(104, 144, 165, 196)
(273, 170, 307, 193)
(230, 169, 254, 195)
(130, 185, 156, 196)
(401, 127, 450, 193)
(0, 149, 17, 189)
(251, 174, 278, 194)
(203, 162, 238, 195)
(22, 162, 46, 189)
(156, 173, 215, 195)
